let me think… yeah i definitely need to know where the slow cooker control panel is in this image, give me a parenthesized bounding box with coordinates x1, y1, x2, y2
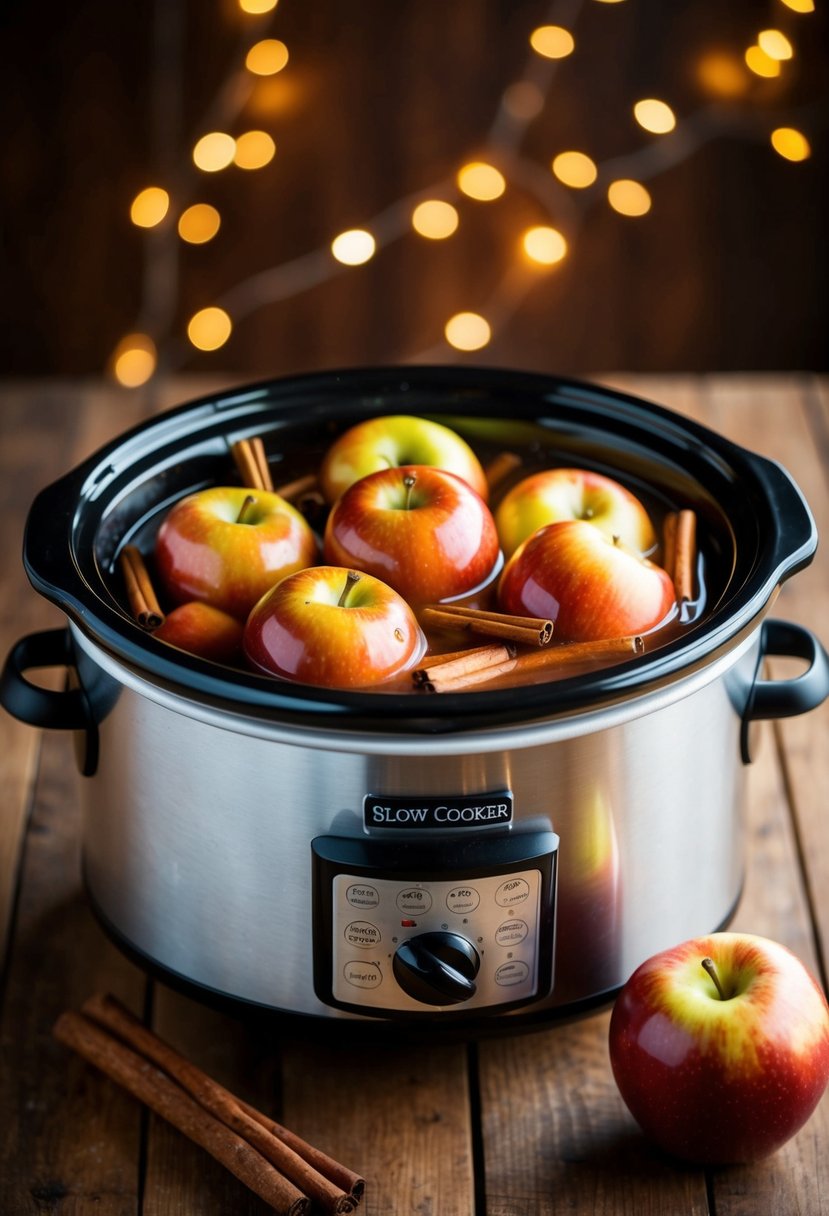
(312, 831, 558, 1017)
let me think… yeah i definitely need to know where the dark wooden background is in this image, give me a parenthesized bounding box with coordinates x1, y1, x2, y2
(1, 0, 826, 380)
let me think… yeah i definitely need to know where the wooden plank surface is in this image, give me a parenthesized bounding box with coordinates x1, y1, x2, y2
(0, 375, 827, 1215)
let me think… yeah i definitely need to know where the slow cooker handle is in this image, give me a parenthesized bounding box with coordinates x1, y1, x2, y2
(0, 628, 91, 730)
(741, 620, 829, 761)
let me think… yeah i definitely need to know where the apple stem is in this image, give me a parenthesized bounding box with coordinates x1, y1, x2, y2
(338, 570, 361, 607)
(701, 956, 728, 1000)
(236, 494, 256, 525)
(612, 533, 621, 547)
(403, 473, 417, 510)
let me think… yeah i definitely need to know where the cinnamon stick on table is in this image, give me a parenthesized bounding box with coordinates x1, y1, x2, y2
(421, 604, 553, 647)
(119, 545, 165, 630)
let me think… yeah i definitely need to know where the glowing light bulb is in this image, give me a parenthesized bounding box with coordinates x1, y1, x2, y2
(633, 99, 676, 134)
(411, 200, 459, 240)
(130, 187, 169, 228)
(245, 39, 289, 76)
(522, 227, 568, 265)
(331, 229, 376, 265)
(193, 132, 236, 172)
(607, 179, 651, 216)
(457, 162, 506, 201)
(696, 51, 748, 98)
(112, 334, 157, 387)
(233, 130, 276, 170)
(593, 0, 626, 4)
(745, 46, 781, 77)
(178, 204, 221, 245)
(239, 0, 277, 13)
(771, 127, 811, 161)
(779, 0, 814, 10)
(551, 150, 598, 188)
(501, 81, 544, 120)
(530, 25, 575, 59)
(445, 312, 491, 352)
(187, 307, 232, 351)
(757, 29, 794, 59)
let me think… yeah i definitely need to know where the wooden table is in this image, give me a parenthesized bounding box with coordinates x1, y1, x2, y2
(1, 374, 828, 1215)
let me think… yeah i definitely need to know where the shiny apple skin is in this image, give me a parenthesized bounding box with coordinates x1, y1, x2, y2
(323, 465, 500, 606)
(320, 414, 489, 502)
(244, 566, 425, 688)
(154, 602, 244, 664)
(609, 933, 829, 1164)
(495, 467, 657, 559)
(155, 486, 318, 620)
(498, 519, 675, 642)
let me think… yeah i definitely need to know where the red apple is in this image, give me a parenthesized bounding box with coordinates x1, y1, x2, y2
(155, 486, 318, 620)
(320, 414, 489, 502)
(323, 465, 500, 606)
(244, 566, 425, 688)
(153, 602, 244, 664)
(498, 519, 675, 642)
(609, 932, 829, 1164)
(495, 467, 657, 559)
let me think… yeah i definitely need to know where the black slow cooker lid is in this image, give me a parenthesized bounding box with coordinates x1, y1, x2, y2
(22, 366, 817, 732)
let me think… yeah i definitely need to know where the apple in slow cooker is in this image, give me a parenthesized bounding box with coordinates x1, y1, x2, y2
(323, 465, 500, 606)
(495, 467, 657, 560)
(155, 487, 318, 621)
(320, 414, 489, 502)
(244, 566, 425, 688)
(498, 519, 675, 642)
(153, 601, 244, 664)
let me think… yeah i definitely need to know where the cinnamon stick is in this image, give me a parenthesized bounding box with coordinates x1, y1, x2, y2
(413, 642, 516, 686)
(53, 1010, 310, 1216)
(484, 450, 522, 493)
(232, 438, 272, 492)
(672, 509, 697, 603)
(81, 993, 359, 1214)
(119, 545, 165, 630)
(250, 435, 274, 492)
(275, 472, 319, 502)
(421, 605, 553, 647)
(420, 635, 644, 693)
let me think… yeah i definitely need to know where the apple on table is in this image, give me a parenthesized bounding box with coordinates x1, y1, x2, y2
(323, 464, 500, 606)
(609, 932, 829, 1164)
(244, 565, 425, 688)
(498, 519, 675, 643)
(154, 486, 319, 621)
(320, 414, 489, 502)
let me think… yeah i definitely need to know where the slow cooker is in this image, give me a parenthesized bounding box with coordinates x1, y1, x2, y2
(3, 366, 828, 1034)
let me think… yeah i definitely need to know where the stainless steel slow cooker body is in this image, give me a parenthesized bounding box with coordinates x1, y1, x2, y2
(3, 366, 828, 1033)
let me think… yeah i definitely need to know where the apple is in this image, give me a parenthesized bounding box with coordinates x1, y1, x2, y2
(153, 602, 244, 664)
(495, 467, 657, 559)
(609, 932, 829, 1164)
(323, 465, 500, 606)
(244, 566, 425, 688)
(320, 414, 489, 502)
(498, 519, 675, 642)
(155, 487, 318, 620)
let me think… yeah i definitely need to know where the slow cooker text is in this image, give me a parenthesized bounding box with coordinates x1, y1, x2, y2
(369, 802, 511, 824)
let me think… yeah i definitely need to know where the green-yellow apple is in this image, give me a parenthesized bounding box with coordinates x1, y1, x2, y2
(609, 932, 829, 1164)
(498, 519, 674, 642)
(495, 467, 657, 559)
(244, 566, 425, 688)
(154, 602, 244, 664)
(155, 486, 318, 620)
(320, 414, 489, 502)
(323, 465, 500, 606)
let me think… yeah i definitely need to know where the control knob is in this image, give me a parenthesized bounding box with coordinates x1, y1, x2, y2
(393, 931, 480, 1006)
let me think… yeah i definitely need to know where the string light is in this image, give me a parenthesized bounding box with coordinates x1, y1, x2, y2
(757, 29, 794, 60)
(238, 0, 278, 13)
(233, 131, 276, 170)
(130, 187, 170, 228)
(551, 151, 597, 188)
(193, 132, 237, 172)
(633, 99, 677, 135)
(245, 39, 289, 76)
(187, 307, 232, 351)
(744, 46, 781, 78)
(445, 313, 491, 351)
(522, 226, 567, 265)
(457, 162, 506, 201)
(178, 203, 221, 244)
(412, 200, 459, 240)
(607, 179, 652, 216)
(696, 51, 748, 98)
(331, 229, 376, 265)
(778, 0, 814, 10)
(771, 127, 811, 161)
(112, 334, 157, 387)
(530, 26, 575, 59)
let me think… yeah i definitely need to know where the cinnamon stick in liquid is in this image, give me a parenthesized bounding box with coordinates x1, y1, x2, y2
(119, 545, 164, 630)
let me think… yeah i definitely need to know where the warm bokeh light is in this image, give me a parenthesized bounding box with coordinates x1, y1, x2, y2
(331, 229, 376, 265)
(757, 29, 794, 60)
(551, 150, 598, 188)
(233, 130, 276, 170)
(112, 334, 157, 387)
(744, 45, 781, 78)
(696, 51, 749, 98)
(193, 132, 236, 172)
(411, 200, 459, 240)
(178, 203, 221, 245)
(445, 312, 491, 352)
(593, 0, 626, 4)
(522, 226, 568, 265)
(187, 307, 232, 351)
(771, 127, 811, 161)
(239, 0, 278, 12)
(633, 99, 677, 134)
(457, 162, 506, 201)
(607, 179, 652, 216)
(129, 187, 170, 228)
(779, 0, 814, 10)
(245, 39, 289, 76)
(530, 25, 575, 59)
(501, 81, 544, 120)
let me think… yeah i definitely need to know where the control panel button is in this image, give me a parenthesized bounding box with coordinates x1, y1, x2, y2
(494, 960, 530, 986)
(495, 919, 528, 946)
(344, 921, 381, 949)
(446, 886, 480, 914)
(495, 877, 530, 907)
(396, 887, 432, 915)
(344, 961, 383, 989)
(346, 883, 380, 909)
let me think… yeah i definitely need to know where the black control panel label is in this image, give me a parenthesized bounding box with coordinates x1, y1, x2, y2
(364, 792, 513, 830)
